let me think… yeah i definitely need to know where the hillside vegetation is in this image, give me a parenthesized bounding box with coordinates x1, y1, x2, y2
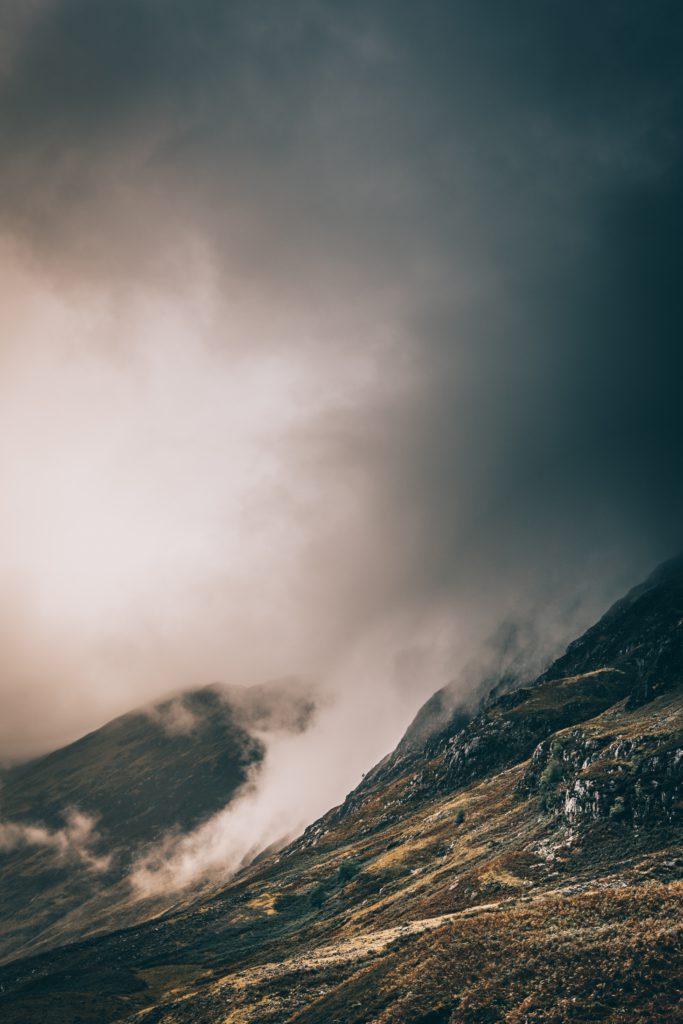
(0, 560, 681, 1022)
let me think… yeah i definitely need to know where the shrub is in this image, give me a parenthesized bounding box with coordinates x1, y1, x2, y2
(309, 883, 328, 909)
(609, 796, 627, 820)
(540, 758, 563, 789)
(336, 859, 360, 885)
(537, 758, 564, 811)
(453, 809, 466, 825)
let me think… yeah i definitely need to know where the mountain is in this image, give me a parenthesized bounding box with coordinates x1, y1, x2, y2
(0, 560, 681, 1023)
(0, 679, 315, 963)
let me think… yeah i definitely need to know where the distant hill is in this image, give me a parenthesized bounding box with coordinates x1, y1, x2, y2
(0, 561, 681, 1023)
(0, 679, 315, 963)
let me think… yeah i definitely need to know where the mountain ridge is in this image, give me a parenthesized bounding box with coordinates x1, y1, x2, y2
(0, 678, 316, 964)
(0, 559, 681, 1022)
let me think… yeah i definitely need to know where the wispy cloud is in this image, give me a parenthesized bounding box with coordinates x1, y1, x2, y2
(0, 2, 680, 812)
(0, 808, 111, 873)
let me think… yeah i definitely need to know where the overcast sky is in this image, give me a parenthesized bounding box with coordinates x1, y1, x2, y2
(1, 1, 682, 761)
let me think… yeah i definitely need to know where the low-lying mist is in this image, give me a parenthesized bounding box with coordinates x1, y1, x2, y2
(0, 808, 111, 873)
(1, 0, 681, 901)
(128, 587, 616, 896)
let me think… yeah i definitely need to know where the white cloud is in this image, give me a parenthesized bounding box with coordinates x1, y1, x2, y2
(0, 808, 111, 873)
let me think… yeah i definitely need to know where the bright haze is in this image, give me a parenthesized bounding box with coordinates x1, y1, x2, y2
(1, 0, 682, 780)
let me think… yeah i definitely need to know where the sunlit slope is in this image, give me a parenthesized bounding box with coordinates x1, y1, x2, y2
(0, 560, 681, 1023)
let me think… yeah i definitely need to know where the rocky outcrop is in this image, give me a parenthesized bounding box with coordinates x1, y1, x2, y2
(520, 715, 683, 826)
(395, 557, 683, 801)
(1, 558, 682, 1024)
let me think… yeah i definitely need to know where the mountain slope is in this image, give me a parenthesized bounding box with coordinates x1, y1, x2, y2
(0, 679, 315, 963)
(0, 561, 681, 1023)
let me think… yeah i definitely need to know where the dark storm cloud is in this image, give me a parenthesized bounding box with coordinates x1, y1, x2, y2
(0, 0, 682, 762)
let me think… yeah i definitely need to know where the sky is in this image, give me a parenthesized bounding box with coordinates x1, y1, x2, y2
(1, 0, 682, 767)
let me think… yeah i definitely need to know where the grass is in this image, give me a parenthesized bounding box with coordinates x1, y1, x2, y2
(290, 882, 683, 1024)
(2, 689, 680, 1024)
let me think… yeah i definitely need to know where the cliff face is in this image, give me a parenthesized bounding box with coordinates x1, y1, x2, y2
(0, 561, 681, 1024)
(521, 702, 681, 826)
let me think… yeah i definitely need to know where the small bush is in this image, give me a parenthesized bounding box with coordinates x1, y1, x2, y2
(537, 758, 564, 811)
(540, 758, 563, 789)
(609, 796, 627, 820)
(453, 809, 466, 825)
(336, 859, 360, 885)
(309, 883, 328, 909)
